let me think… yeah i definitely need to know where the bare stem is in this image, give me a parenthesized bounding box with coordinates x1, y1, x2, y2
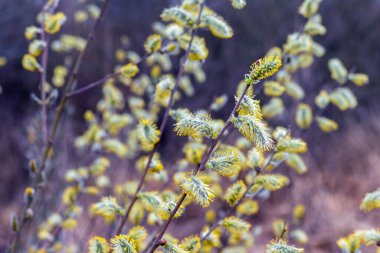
(114, 3, 206, 236)
(68, 72, 120, 97)
(278, 221, 287, 240)
(68, 53, 150, 97)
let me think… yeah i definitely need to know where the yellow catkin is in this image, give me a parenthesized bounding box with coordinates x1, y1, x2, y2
(246, 56, 282, 84)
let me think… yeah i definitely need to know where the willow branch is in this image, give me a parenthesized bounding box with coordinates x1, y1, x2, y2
(145, 83, 250, 253)
(38, 0, 111, 182)
(8, 1, 111, 252)
(200, 129, 306, 242)
(197, 84, 250, 174)
(114, 3, 206, 236)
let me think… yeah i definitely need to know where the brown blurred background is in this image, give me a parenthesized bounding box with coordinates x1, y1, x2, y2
(0, 0, 379, 252)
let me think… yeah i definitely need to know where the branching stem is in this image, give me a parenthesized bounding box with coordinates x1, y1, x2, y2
(145, 83, 250, 253)
(8, 1, 112, 252)
(114, 2, 206, 236)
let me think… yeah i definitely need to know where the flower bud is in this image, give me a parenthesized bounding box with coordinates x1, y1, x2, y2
(120, 63, 139, 78)
(12, 215, 19, 232)
(25, 208, 34, 220)
(348, 73, 369, 87)
(245, 56, 282, 84)
(22, 54, 42, 72)
(29, 159, 38, 174)
(24, 187, 35, 204)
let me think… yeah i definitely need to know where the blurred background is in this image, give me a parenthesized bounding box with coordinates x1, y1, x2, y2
(0, 0, 379, 252)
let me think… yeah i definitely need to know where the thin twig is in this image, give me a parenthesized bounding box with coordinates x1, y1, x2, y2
(40, 10, 49, 144)
(185, 135, 284, 243)
(114, 3, 206, 236)
(199, 128, 311, 243)
(41, 168, 97, 250)
(278, 221, 287, 240)
(200, 183, 262, 242)
(68, 72, 120, 97)
(197, 84, 250, 174)
(145, 193, 187, 253)
(68, 53, 150, 97)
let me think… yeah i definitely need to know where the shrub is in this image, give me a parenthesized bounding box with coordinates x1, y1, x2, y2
(7, 0, 373, 252)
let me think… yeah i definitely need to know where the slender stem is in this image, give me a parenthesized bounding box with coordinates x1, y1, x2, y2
(8, 1, 112, 252)
(200, 184, 259, 242)
(146, 83, 250, 253)
(197, 84, 250, 174)
(278, 221, 287, 240)
(206, 95, 217, 113)
(144, 227, 161, 253)
(40, 12, 49, 144)
(199, 145, 283, 242)
(114, 3, 206, 236)
(68, 53, 150, 97)
(151, 193, 187, 246)
(114, 150, 154, 235)
(199, 132, 297, 242)
(68, 72, 120, 97)
(41, 171, 96, 250)
(200, 218, 222, 242)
